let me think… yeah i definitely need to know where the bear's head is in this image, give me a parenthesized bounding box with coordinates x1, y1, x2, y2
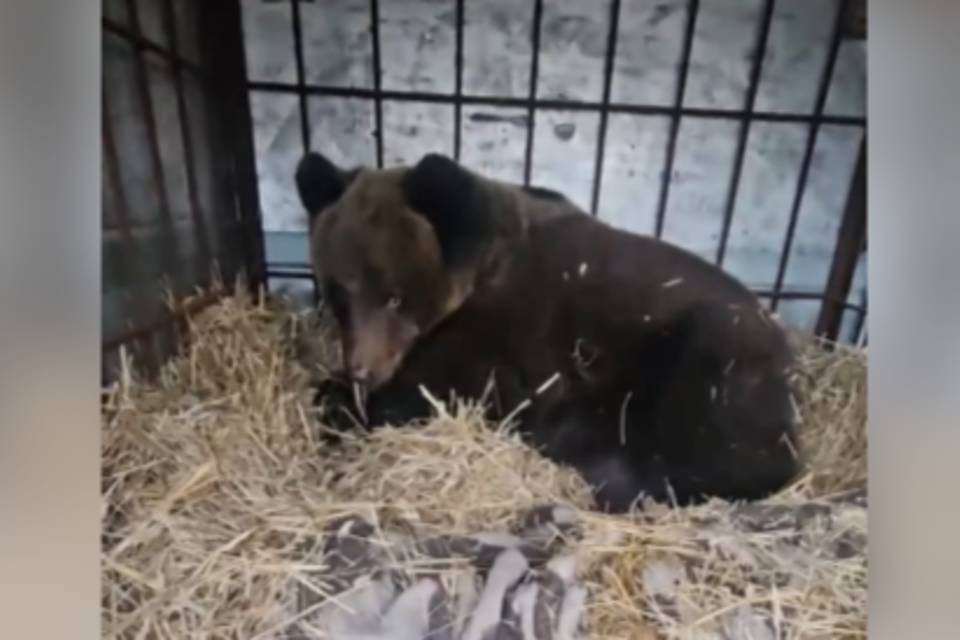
(295, 152, 542, 390)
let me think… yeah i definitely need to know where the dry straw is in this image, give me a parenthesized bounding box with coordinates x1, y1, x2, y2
(102, 287, 866, 639)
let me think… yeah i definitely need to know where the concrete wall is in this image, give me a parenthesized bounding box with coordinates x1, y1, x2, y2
(241, 0, 866, 340)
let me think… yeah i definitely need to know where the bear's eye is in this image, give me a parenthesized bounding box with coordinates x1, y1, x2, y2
(387, 294, 403, 310)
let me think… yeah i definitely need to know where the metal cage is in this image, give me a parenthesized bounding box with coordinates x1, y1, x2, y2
(101, 0, 265, 382)
(247, 0, 867, 341)
(101, 0, 867, 381)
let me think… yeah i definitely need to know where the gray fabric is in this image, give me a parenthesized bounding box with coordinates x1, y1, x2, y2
(299, 505, 586, 639)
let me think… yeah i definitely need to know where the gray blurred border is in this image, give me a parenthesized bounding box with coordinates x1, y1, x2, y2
(0, 0, 100, 637)
(868, 1, 960, 638)
(1, 2, 960, 638)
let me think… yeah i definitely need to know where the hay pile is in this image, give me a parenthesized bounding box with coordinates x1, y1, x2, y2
(101, 287, 867, 639)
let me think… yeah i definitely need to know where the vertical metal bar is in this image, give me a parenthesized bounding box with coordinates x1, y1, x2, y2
(289, 0, 314, 300)
(715, 0, 776, 265)
(814, 136, 866, 340)
(139, 334, 161, 377)
(589, 0, 622, 217)
(199, 0, 268, 292)
(370, 0, 385, 168)
(102, 99, 139, 278)
(102, 16, 207, 75)
(125, 0, 185, 372)
(102, 92, 158, 370)
(522, 0, 545, 187)
(162, 0, 212, 277)
(653, 0, 700, 238)
(852, 293, 867, 347)
(290, 0, 311, 152)
(126, 0, 179, 237)
(770, 0, 850, 311)
(453, 0, 465, 161)
(229, 0, 269, 292)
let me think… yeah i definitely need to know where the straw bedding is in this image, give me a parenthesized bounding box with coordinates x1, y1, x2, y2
(101, 286, 867, 639)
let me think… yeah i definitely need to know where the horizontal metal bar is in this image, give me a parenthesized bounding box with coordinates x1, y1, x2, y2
(246, 80, 866, 127)
(264, 267, 864, 314)
(103, 17, 206, 77)
(267, 260, 313, 271)
(754, 289, 865, 314)
(267, 268, 315, 280)
(102, 287, 226, 352)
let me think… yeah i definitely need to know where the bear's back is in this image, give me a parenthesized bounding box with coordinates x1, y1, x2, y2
(419, 212, 792, 402)
(500, 214, 779, 346)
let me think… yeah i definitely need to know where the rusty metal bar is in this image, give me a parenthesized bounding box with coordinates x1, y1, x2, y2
(814, 137, 866, 340)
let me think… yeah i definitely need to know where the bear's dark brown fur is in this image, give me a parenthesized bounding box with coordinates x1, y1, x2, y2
(297, 151, 800, 512)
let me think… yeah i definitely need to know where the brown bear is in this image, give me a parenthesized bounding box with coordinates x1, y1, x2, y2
(296, 151, 800, 512)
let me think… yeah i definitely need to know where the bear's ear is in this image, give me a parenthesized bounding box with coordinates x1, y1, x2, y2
(402, 153, 496, 268)
(295, 152, 358, 225)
